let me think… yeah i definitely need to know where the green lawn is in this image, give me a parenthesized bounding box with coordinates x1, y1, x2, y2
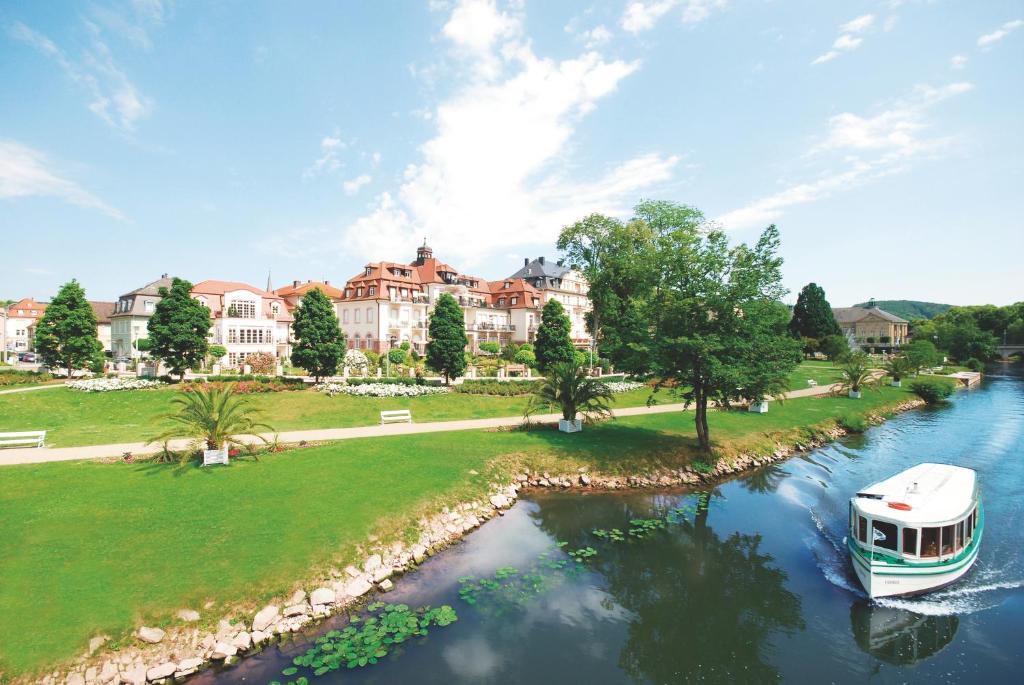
(787, 360, 843, 389)
(0, 384, 921, 675)
(0, 363, 835, 448)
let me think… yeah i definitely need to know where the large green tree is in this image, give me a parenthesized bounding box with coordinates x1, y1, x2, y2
(788, 282, 841, 339)
(426, 293, 467, 384)
(587, 200, 801, 452)
(533, 298, 575, 372)
(34, 279, 102, 377)
(290, 287, 346, 382)
(147, 278, 211, 380)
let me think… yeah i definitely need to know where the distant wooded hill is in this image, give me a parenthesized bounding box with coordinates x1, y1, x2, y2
(852, 300, 953, 321)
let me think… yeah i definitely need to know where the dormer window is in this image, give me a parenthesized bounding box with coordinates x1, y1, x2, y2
(511, 297, 518, 305)
(356, 287, 364, 297)
(345, 289, 352, 298)
(504, 281, 512, 289)
(365, 266, 373, 276)
(498, 298, 506, 306)
(368, 286, 376, 296)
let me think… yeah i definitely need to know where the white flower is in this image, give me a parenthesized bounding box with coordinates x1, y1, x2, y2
(343, 349, 370, 374)
(66, 378, 166, 392)
(315, 382, 448, 398)
(603, 381, 645, 394)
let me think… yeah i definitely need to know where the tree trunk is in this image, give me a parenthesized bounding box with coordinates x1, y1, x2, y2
(694, 383, 711, 453)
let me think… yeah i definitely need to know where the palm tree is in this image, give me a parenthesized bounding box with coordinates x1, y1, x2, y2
(836, 352, 877, 398)
(525, 360, 614, 431)
(883, 355, 915, 387)
(150, 383, 274, 456)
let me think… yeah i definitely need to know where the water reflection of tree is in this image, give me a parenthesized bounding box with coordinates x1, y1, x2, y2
(530, 492, 805, 683)
(849, 602, 958, 666)
(739, 465, 788, 495)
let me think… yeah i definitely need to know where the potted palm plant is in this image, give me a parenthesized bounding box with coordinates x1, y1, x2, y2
(746, 375, 789, 414)
(150, 383, 274, 463)
(837, 352, 876, 399)
(883, 355, 914, 387)
(525, 360, 614, 432)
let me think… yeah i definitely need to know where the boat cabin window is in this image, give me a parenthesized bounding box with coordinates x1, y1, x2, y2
(966, 510, 974, 539)
(857, 516, 868, 544)
(956, 521, 965, 551)
(941, 524, 955, 555)
(872, 520, 898, 552)
(921, 527, 940, 558)
(902, 527, 918, 556)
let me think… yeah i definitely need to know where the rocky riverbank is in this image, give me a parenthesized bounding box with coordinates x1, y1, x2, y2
(26, 397, 923, 685)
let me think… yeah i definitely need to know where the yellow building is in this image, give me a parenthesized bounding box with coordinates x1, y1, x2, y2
(832, 305, 909, 348)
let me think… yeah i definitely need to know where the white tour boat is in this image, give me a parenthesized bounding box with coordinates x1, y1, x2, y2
(847, 463, 983, 598)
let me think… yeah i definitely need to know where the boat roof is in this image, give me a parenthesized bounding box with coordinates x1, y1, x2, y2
(853, 463, 977, 524)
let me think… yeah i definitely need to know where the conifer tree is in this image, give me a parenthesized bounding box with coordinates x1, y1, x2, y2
(291, 287, 346, 382)
(788, 282, 841, 340)
(34, 279, 102, 377)
(426, 293, 467, 384)
(147, 278, 211, 380)
(534, 298, 575, 372)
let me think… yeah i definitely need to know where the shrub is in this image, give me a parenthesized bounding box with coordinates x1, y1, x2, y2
(455, 380, 539, 396)
(865, 337, 876, 344)
(245, 352, 277, 375)
(964, 357, 984, 372)
(478, 341, 500, 354)
(346, 376, 426, 386)
(512, 349, 536, 366)
(0, 369, 53, 386)
(573, 350, 589, 367)
(909, 379, 954, 405)
(880, 335, 891, 343)
(183, 380, 297, 394)
(388, 349, 407, 365)
(837, 413, 868, 433)
(344, 349, 369, 375)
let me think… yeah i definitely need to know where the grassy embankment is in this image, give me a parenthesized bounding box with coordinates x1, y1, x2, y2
(0, 378, 947, 677)
(0, 362, 843, 448)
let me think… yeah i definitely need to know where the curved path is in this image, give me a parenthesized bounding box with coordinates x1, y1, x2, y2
(0, 381, 852, 466)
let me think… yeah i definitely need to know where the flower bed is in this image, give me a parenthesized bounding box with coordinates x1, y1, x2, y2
(66, 378, 165, 392)
(453, 380, 539, 396)
(182, 380, 301, 394)
(0, 369, 53, 386)
(317, 382, 449, 397)
(602, 381, 646, 393)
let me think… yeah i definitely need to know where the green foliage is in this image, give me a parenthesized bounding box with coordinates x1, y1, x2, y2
(836, 352, 877, 394)
(147, 278, 211, 380)
(904, 339, 939, 371)
(0, 369, 53, 386)
(291, 288, 346, 382)
(883, 355, 915, 382)
(789, 283, 841, 339)
(33, 279, 103, 376)
(454, 379, 538, 396)
(512, 348, 536, 366)
(244, 351, 276, 375)
(134, 337, 153, 353)
(387, 348, 406, 365)
(819, 334, 850, 361)
(909, 379, 954, 404)
(853, 300, 952, 321)
(399, 341, 411, 351)
(285, 603, 457, 677)
(533, 299, 575, 372)
(426, 293, 468, 384)
(524, 360, 614, 423)
(909, 302, 1022, 361)
(837, 413, 868, 433)
(964, 357, 984, 371)
(478, 341, 500, 354)
(207, 345, 227, 363)
(149, 383, 274, 453)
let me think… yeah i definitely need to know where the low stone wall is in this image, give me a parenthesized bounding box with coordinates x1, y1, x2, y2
(32, 397, 923, 685)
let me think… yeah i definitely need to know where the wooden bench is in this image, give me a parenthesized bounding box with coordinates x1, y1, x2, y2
(380, 410, 413, 425)
(0, 431, 46, 448)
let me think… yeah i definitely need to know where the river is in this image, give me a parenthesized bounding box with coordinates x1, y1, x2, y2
(198, 365, 1024, 684)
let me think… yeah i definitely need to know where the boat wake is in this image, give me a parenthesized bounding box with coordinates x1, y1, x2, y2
(875, 579, 1024, 616)
(807, 508, 865, 596)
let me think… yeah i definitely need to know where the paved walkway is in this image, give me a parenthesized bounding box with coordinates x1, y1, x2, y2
(0, 383, 65, 396)
(0, 380, 849, 466)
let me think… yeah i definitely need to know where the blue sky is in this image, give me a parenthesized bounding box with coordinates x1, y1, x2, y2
(1, 0, 1021, 307)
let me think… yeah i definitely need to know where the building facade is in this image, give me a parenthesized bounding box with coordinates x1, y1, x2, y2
(3, 298, 47, 354)
(509, 257, 592, 347)
(833, 305, 910, 348)
(89, 301, 115, 353)
(191, 280, 293, 368)
(111, 275, 175, 359)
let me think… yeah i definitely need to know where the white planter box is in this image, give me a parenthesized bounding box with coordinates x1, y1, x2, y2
(891, 379, 902, 387)
(849, 390, 862, 399)
(558, 419, 583, 433)
(203, 448, 229, 466)
(748, 400, 769, 413)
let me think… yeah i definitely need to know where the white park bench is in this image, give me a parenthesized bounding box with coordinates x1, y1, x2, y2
(380, 410, 413, 425)
(0, 431, 46, 448)
(807, 379, 818, 387)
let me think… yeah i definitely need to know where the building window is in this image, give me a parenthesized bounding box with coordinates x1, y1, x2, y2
(511, 297, 518, 305)
(230, 300, 256, 318)
(357, 287, 364, 297)
(354, 309, 361, 324)
(342, 309, 350, 324)
(144, 300, 155, 313)
(365, 267, 372, 276)
(368, 286, 376, 296)
(498, 298, 506, 306)
(366, 308, 374, 323)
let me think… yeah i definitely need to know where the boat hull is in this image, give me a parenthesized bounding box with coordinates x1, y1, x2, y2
(848, 538, 980, 598)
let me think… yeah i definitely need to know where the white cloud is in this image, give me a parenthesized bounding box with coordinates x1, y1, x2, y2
(620, 0, 725, 33)
(0, 140, 125, 220)
(718, 82, 973, 230)
(442, 0, 519, 58)
(9, 20, 152, 131)
(338, 2, 677, 266)
(950, 54, 968, 69)
(581, 25, 613, 48)
(343, 174, 372, 195)
(811, 14, 874, 65)
(304, 135, 346, 178)
(977, 19, 1024, 48)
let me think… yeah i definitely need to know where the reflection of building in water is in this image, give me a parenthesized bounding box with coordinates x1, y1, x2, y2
(850, 602, 958, 665)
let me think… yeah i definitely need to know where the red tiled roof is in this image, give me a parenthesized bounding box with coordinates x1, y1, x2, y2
(274, 281, 344, 300)
(6, 298, 48, 320)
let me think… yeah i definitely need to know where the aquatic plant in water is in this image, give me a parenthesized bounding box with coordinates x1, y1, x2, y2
(270, 603, 457, 682)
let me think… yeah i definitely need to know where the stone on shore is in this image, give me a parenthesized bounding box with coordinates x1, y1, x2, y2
(378, 579, 394, 592)
(175, 657, 204, 678)
(175, 608, 200, 622)
(283, 603, 310, 617)
(65, 673, 85, 685)
(146, 662, 177, 682)
(98, 662, 118, 684)
(136, 626, 165, 644)
(211, 642, 237, 660)
(251, 605, 279, 632)
(121, 665, 148, 685)
(231, 631, 252, 651)
(310, 587, 336, 606)
(489, 494, 511, 509)
(363, 554, 383, 573)
(344, 577, 373, 598)
(287, 589, 307, 605)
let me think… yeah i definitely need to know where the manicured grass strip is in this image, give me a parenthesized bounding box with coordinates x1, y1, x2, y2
(0, 385, 916, 675)
(0, 363, 832, 448)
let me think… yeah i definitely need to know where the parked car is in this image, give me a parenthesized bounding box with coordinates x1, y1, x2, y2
(18, 352, 37, 362)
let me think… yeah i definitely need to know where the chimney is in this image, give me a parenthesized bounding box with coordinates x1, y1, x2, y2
(557, 259, 564, 266)
(539, 256, 545, 265)
(161, 273, 168, 279)
(325, 280, 330, 286)
(293, 280, 300, 288)
(524, 258, 529, 266)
